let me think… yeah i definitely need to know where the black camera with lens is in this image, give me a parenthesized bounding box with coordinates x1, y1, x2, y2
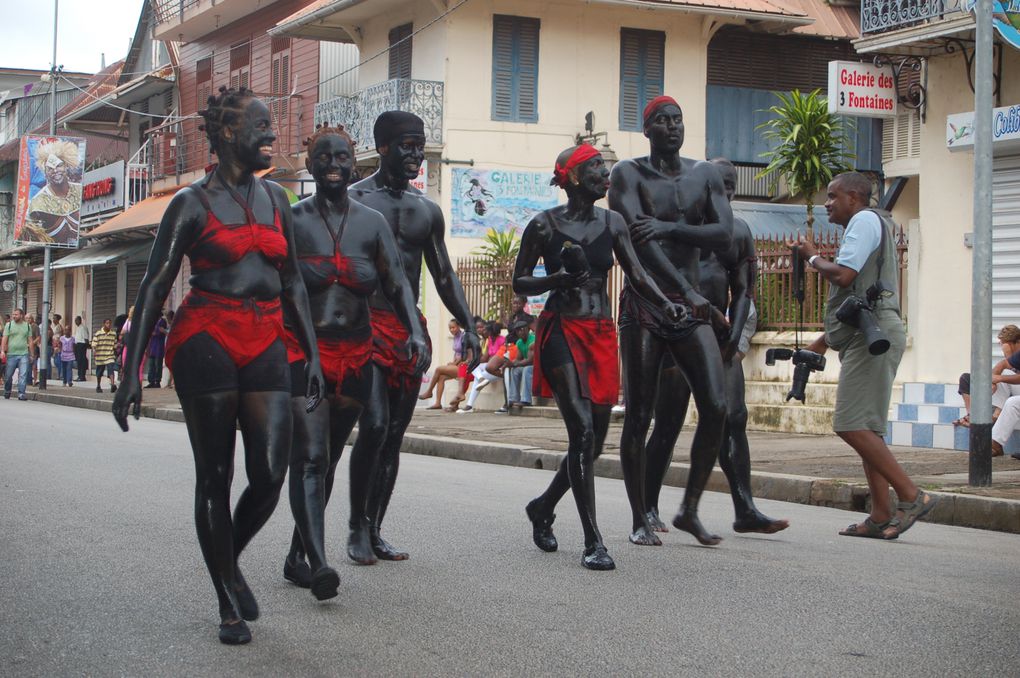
(765, 348, 827, 403)
(834, 281, 892, 356)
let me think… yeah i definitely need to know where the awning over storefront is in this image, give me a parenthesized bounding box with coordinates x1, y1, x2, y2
(733, 201, 838, 239)
(84, 193, 176, 239)
(34, 240, 152, 271)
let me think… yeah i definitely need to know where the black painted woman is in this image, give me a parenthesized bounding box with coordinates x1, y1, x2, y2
(516, 143, 680, 570)
(113, 88, 324, 645)
(281, 125, 428, 595)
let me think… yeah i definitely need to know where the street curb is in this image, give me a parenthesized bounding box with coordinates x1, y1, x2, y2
(30, 390, 1020, 534)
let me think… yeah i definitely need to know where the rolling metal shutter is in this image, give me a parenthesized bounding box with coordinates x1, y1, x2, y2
(992, 154, 1020, 334)
(91, 266, 118, 331)
(24, 281, 52, 319)
(125, 262, 148, 311)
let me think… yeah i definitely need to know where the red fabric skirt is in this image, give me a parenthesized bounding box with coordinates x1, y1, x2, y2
(165, 288, 283, 372)
(283, 327, 373, 392)
(532, 311, 620, 406)
(370, 307, 431, 390)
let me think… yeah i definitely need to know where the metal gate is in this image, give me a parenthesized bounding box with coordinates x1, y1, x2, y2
(992, 155, 1020, 334)
(91, 266, 118, 331)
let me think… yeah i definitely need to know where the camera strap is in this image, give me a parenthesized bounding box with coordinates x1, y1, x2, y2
(869, 208, 889, 282)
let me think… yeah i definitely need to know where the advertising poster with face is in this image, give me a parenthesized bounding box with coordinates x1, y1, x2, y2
(14, 135, 87, 247)
(451, 168, 559, 238)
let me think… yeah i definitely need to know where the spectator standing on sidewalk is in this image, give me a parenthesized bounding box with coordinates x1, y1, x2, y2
(58, 326, 75, 386)
(92, 318, 118, 393)
(2, 308, 32, 400)
(51, 314, 64, 376)
(145, 310, 169, 388)
(73, 316, 89, 381)
(25, 314, 40, 386)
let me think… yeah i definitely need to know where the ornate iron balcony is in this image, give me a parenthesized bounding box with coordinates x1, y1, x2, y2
(860, 0, 967, 34)
(314, 79, 444, 155)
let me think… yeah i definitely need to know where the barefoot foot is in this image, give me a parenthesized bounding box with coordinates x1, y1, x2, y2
(310, 566, 340, 601)
(347, 526, 378, 565)
(646, 509, 669, 533)
(672, 511, 722, 546)
(582, 545, 616, 571)
(628, 525, 662, 546)
(525, 499, 558, 552)
(283, 554, 311, 588)
(371, 531, 409, 561)
(733, 512, 790, 535)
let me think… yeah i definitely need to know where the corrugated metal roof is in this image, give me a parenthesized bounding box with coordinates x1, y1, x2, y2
(773, 0, 860, 38)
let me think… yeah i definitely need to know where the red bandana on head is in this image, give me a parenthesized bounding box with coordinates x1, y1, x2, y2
(551, 144, 600, 188)
(642, 95, 680, 127)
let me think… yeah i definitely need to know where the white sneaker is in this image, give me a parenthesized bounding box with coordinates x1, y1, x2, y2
(455, 407, 474, 414)
(611, 405, 626, 414)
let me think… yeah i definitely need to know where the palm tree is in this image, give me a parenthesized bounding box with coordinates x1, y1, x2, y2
(471, 228, 521, 320)
(756, 89, 855, 236)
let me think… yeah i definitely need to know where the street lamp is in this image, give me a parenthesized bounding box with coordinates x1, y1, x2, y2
(575, 111, 618, 172)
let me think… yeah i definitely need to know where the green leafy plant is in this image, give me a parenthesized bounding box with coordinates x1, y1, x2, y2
(471, 228, 521, 320)
(756, 89, 855, 235)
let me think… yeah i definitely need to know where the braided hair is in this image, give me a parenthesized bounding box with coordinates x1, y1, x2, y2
(304, 124, 356, 153)
(198, 86, 255, 155)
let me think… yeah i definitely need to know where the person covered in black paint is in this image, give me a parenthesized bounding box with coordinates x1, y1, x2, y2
(516, 143, 680, 570)
(608, 95, 734, 548)
(643, 158, 789, 536)
(349, 111, 480, 561)
(281, 125, 429, 595)
(112, 87, 324, 645)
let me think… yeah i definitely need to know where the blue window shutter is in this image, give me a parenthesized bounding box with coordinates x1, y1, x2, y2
(619, 28, 665, 132)
(492, 15, 540, 122)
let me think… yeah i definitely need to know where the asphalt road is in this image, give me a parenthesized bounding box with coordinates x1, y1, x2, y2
(2, 402, 1018, 677)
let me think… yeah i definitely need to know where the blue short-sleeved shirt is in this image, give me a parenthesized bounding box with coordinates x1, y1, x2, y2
(835, 210, 882, 272)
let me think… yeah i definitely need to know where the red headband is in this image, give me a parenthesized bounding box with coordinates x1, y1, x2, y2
(643, 95, 680, 126)
(551, 144, 600, 188)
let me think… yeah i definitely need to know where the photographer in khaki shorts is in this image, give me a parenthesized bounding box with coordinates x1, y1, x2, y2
(789, 172, 937, 540)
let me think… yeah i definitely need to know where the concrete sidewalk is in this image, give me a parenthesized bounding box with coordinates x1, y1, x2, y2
(19, 376, 1020, 534)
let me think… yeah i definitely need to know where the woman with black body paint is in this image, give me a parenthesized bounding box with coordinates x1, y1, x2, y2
(515, 144, 680, 570)
(113, 88, 324, 645)
(281, 126, 428, 592)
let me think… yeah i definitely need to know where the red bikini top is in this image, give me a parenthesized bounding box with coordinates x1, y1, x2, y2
(296, 202, 378, 296)
(189, 175, 289, 272)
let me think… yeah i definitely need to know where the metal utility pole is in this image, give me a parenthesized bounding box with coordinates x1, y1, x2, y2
(969, 0, 994, 485)
(39, 0, 59, 390)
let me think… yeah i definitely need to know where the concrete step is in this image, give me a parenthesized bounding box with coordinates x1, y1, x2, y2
(886, 419, 1020, 454)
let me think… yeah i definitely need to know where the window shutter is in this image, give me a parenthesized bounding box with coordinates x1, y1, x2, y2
(196, 57, 212, 109)
(230, 42, 251, 92)
(619, 28, 664, 132)
(388, 23, 413, 80)
(491, 15, 540, 123)
(491, 16, 515, 121)
(515, 18, 539, 123)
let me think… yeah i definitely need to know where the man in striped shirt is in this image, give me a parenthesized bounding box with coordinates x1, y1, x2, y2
(92, 318, 118, 394)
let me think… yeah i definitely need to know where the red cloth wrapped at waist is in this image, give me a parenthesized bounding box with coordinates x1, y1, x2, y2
(532, 311, 620, 406)
(165, 288, 283, 372)
(283, 326, 373, 392)
(370, 307, 431, 389)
